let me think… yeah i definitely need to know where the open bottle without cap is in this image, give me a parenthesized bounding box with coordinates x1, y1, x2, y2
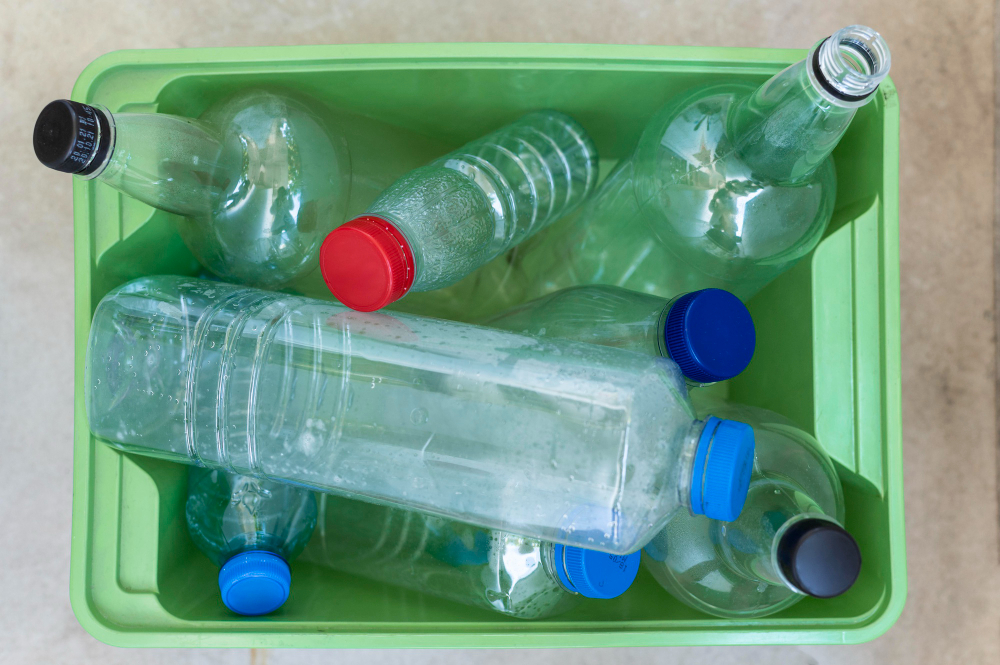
(485, 285, 756, 385)
(642, 398, 862, 618)
(450, 25, 891, 312)
(301, 493, 639, 619)
(185, 467, 317, 616)
(32, 90, 445, 288)
(86, 276, 755, 555)
(318, 110, 599, 312)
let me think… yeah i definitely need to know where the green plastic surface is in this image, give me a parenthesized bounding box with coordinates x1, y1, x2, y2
(70, 43, 903, 648)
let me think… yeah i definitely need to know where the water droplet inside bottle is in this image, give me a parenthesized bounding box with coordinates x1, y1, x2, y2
(410, 407, 429, 424)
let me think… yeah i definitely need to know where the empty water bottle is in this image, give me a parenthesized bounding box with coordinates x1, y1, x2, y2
(301, 494, 639, 619)
(318, 111, 598, 312)
(503, 26, 891, 303)
(33, 90, 443, 288)
(185, 467, 317, 616)
(643, 399, 861, 618)
(486, 285, 755, 385)
(86, 275, 754, 554)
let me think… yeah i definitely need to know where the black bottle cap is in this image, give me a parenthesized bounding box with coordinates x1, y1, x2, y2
(33, 100, 112, 175)
(776, 518, 861, 598)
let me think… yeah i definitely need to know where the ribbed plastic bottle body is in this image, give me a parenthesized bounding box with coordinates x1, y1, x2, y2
(73, 90, 445, 289)
(185, 467, 317, 567)
(365, 111, 599, 293)
(506, 28, 888, 304)
(486, 285, 669, 357)
(642, 400, 846, 618)
(301, 494, 581, 619)
(86, 276, 700, 554)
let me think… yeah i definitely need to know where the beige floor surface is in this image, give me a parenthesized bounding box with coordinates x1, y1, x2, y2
(1, 0, 997, 663)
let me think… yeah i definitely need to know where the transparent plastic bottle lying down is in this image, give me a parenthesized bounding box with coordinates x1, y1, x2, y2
(495, 25, 891, 304)
(317, 111, 599, 312)
(643, 399, 861, 618)
(301, 493, 639, 619)
(486, 285, 755, 385)
(86, 276, 755, 554)
(33, 90, 444, 288)
(185, 467, 317, 616)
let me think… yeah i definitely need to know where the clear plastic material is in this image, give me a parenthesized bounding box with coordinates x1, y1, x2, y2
(485, 285, 672, 357)
(86, 275, 722, 555)
(485, 285, 756, 387)
(302, 494, 583, 619)
(327, 111, 599, 314)
(186, 467, 317, 568)
(643, 398, 848, 618)
(81, 89, 444, 288)
(483, 26, 889, 305)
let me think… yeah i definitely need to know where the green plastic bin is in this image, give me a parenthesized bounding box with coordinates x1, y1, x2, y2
(70, 43, 903, 647)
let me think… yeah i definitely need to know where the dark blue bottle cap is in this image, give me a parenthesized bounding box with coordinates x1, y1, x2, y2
(663, 289, 756, 383)
(553, 544, 640, 599)
(218, 551, 291, 616)
(690, 417, 755, 521)
(776, 518, 862, 598)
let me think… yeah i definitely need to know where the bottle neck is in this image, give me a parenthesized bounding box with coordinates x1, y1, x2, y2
(88, 109, 245, 218)
(717, 480, 830, 590)
(728, 27, 888, 183)
(673, 420, 706, 514)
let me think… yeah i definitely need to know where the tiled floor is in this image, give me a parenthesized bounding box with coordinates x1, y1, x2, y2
(1, 1, 998, 662)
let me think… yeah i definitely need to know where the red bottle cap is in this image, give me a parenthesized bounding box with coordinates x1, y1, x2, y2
(320, 215, 415, 312)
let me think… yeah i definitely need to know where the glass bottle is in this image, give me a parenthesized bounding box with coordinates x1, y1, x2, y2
(505, 25, 891, 304)
(33, 90, 445, 288)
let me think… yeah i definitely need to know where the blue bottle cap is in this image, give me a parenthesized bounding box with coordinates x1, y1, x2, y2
(664, 289, 756, 383)
(552, 544, 640, 599)
(690, 417, 755, 522)
(218, 551, 291, 616)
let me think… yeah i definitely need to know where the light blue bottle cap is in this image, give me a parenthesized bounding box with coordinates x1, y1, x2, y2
(553, 544, 640, 599)
(664, 288, 756, 383)
(690, 416, 755, 521)
(218, 551, 291, 616)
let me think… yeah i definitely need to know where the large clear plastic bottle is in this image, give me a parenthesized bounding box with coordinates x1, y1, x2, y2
(33, 90, 444, 288)
(86, 275, 754, 555)
(301, 493, 639, 619)
(185, 467, 317, 616)
(317, 111, 599, 312)
(485, 285, 755, 385)
(642, 399, 861, 618)
(499, 26, 891, 304)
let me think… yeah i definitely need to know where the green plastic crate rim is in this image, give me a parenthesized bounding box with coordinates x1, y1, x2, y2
(71, 43, 904, 648)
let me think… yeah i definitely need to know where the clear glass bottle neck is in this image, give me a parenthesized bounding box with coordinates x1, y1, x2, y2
(717, 481, 830, 590)
(729, 25, 889, 183)
(86, 109, 245, 219)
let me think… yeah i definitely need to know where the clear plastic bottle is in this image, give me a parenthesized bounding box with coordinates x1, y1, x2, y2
(642, 399, 861, 618)
(318, 111, 599, 312)
(33, 90, 444, 288)
(503, 26, 891, 303)
(86, 275, 754, 554)
(185, 467, 317, 616)
(301, 493, 639, 619)
(485, 285, 755, 385)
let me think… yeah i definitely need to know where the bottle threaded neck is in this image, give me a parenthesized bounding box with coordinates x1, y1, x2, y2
(812, 25, 891, 104)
